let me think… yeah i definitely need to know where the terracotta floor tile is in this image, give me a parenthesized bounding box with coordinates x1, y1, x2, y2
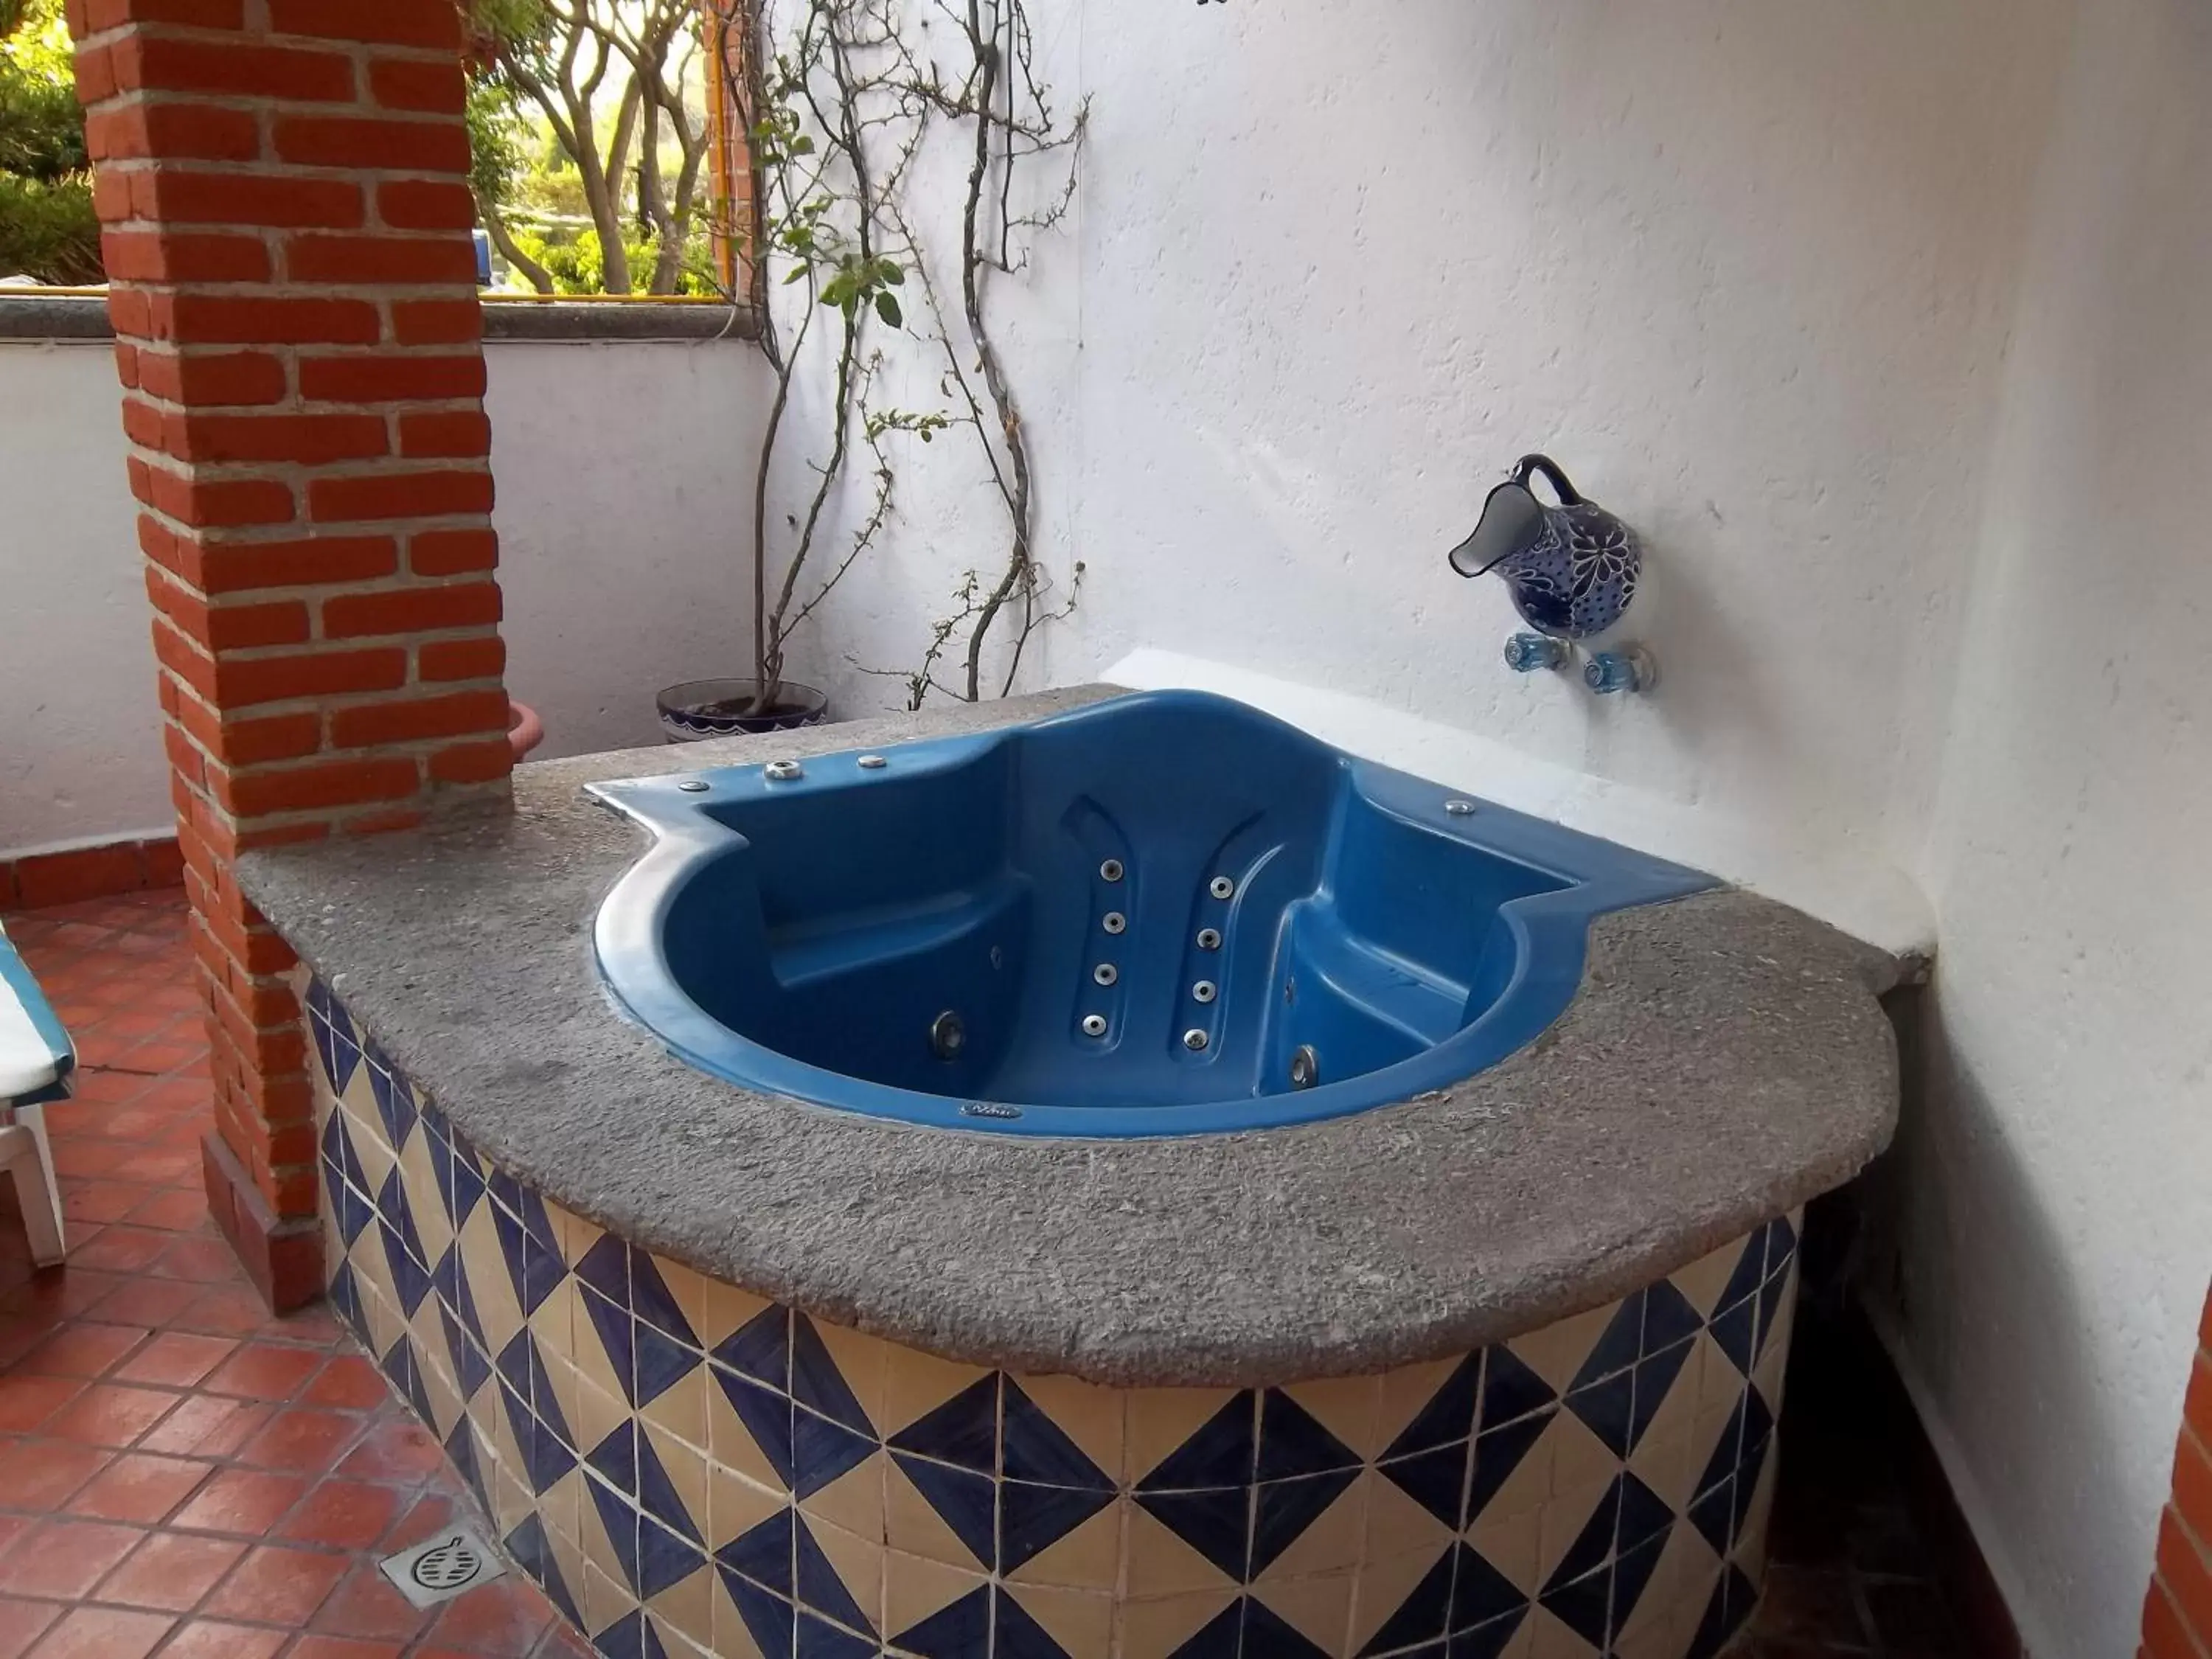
(309, 1565, 435, 1642)
(199, 1543, 349, 1624)
(0, 1596, 60, 1659)
(107, 1150, 200, 1187)
(169, 1468, 308, 1536)
(122, 1189, 206, 1232)
(84, 1279, 198, 1329)
(378, 1491, 459, 1555)
(169, 1287, 285, 1339)
(14, 1324, 145, 1380)
(18, 1604, 173, 1659)
(92, 1529, 247, 1613)
(36, 1383, 181, 1449)
(1, 1270, 128, 1324)
(0, 1519, 146, 1599)
(301, 1356, 390, 1412)
(0, 1318, 60, 1372)
(60, 1072, 152, 1107)
(146, 1237, 246, 1285)
(0, 1440, 111, 1511)
(136, 1395, 268, 1459)
(45, 1143, 128, 1181)
(276, 1481, 403, 1551)
(63, 1229, 173, 1277)
(424, 1576, 555, 1653)
(335, 1419, 446, 1487)
(111, 1040, 205, 1076)
(111, 1332, 235, 1390)
(204, 1343, 326, 1404)
(284, 1638, 407, 1659)
(0, 1377, 80, 1434)
(237, 1408, 365, 1474)
(58, 1451, 211, 1526)
(154, 1620, 288, 1659)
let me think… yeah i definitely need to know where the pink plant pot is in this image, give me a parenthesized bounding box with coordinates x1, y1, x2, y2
(507, 699, 545, 762)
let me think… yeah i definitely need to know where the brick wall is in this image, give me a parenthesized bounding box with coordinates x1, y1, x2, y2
(2143, 1287, 2212, 1658)
(69, 0, 511, 1306)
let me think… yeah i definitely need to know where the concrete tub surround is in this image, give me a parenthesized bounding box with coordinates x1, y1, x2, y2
(243, 687, 1900, 1655)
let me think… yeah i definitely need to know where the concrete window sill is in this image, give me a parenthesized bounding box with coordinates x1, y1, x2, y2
(0, 292, 759, 344)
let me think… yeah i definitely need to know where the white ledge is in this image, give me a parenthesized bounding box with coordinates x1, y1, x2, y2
(1104, 649, 1936, 959)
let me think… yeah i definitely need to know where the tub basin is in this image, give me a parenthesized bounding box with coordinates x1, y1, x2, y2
(588, 690, 1710, 1135)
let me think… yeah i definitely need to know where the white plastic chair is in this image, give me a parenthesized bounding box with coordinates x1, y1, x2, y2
(1, 920, 70, 1265)
(0, 1108, 63, 1265)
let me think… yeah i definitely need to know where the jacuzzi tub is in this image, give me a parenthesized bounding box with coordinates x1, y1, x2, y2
(588, 691, 1711, 1135)
(235, 683, 1904, 1659)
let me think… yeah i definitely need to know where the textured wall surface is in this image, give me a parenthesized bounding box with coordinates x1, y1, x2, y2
(1862, 3, 2212, 1653)
(487, 340, 773, 759)
(0, 343, 173, 854)
(781, 0, 2070, 882)
(0, 336, 772, 857)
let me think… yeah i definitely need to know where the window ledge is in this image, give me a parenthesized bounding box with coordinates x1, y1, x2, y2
(0, 292, 758, 344)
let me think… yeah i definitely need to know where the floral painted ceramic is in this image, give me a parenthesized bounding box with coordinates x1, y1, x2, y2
(1448, 455, 1643, 640)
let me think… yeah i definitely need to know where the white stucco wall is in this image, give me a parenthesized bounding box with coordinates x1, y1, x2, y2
(785, 0, 2072, 893)
(487, 338, 773, 757)
(1865, 3, 2212, 1653)
(765, 1, 2202, 1650)
(0, 333, 770, 857)
(0, 340, 170, 855)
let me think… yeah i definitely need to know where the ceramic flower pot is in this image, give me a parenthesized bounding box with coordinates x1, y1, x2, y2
(655, 678, 829, 743)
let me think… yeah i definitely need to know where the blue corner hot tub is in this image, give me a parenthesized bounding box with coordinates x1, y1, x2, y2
(588, 691, 1711, 1135)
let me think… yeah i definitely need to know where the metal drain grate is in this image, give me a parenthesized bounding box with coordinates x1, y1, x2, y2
(378, 1526, 509, 1609)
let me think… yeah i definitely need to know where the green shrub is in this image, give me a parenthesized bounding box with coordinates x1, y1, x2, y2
(0, 170, 97, 283)
(0, 0, 97, 284)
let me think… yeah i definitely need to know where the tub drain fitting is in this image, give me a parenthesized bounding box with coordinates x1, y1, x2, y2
(1290, 1045, 1321, 1089)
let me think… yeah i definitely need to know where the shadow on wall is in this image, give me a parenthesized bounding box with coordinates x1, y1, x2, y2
(1860, 988, 2118, 1635)
(1850, 1, 2212, 1652)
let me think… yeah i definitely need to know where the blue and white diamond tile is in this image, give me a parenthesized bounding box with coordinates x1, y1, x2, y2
(305, 978, 1801, 1659)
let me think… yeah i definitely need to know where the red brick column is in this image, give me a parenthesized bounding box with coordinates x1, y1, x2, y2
(2143, 1286, 2212, 1658)
(69, 0, 512, 1310)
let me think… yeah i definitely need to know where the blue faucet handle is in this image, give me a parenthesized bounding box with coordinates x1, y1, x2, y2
(1583, 647, 1657, 695)
(1503, 633, 1568, 673)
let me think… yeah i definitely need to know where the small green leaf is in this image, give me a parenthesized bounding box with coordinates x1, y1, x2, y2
(782, 264, 808, 284)
(875, 291, 902, 328)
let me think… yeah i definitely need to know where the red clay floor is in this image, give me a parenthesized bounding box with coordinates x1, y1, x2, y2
(0, 888, 587, 1659)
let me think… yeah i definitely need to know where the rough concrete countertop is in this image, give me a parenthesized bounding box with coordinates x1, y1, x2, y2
(238, 686, 1904, 1387)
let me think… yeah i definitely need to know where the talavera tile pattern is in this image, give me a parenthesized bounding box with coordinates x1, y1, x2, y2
(307, 980, 1800, 1659)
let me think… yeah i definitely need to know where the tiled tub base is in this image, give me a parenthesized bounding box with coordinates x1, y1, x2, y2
(305, 982, 1799, 1659)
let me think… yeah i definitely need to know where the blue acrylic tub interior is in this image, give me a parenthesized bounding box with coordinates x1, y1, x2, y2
(588, 691, 1711, 1136)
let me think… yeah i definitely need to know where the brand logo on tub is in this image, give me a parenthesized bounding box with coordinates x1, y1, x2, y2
(959, 1102, 1023, 1120)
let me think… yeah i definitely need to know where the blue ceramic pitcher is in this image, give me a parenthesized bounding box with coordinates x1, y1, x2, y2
(1447, 455, 1641, 639)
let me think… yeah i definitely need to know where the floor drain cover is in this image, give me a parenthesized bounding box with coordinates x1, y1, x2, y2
(378, 1526, 508, 1608)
